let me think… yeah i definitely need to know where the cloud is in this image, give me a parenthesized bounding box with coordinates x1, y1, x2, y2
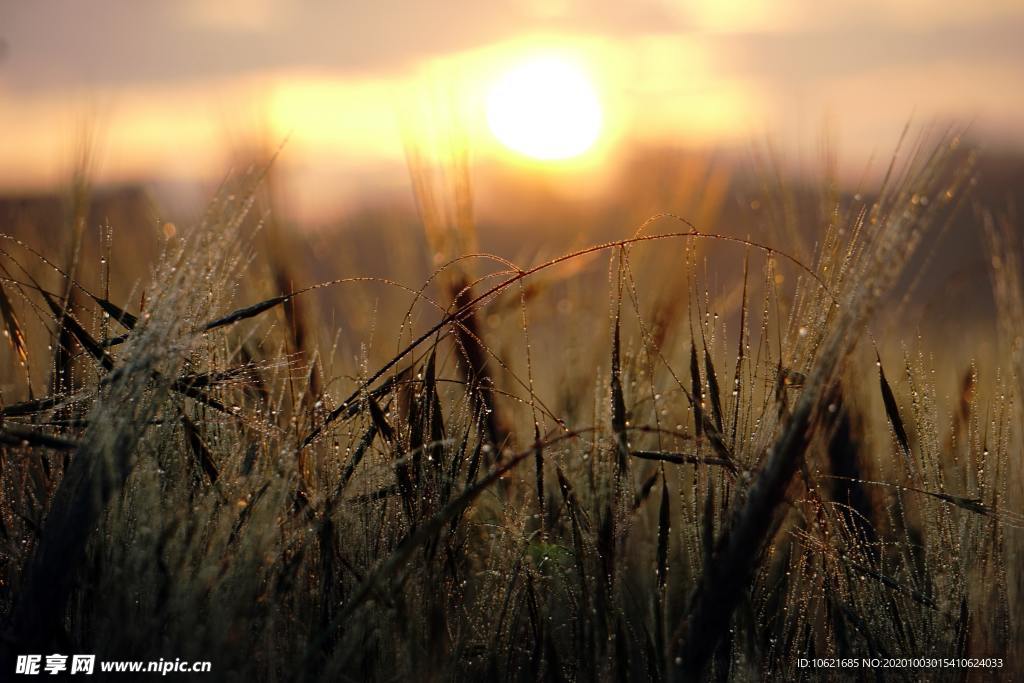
(178, 0, 281, 33)
(3, 0, 1022, 94)
(1, 1, 671, 91)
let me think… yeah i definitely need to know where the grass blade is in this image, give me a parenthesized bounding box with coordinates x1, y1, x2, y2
(180, 414, 219, 484)
(689, 341, 703, 439)
(876, 352, 912, 463)
(630, 450, 737, 475)
(40, 287, 113, 371)
(0, 425, 79, 451)
(0, 283, 28, 365)
(704, 350, 724, 434)
(657, 471, 670, 591)
(86, 293, 138, 330)
(534, 422, 545, 522)
(611, 303, 629, 474)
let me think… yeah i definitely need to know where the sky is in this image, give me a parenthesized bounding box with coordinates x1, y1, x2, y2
(1, 0, 1023, 219)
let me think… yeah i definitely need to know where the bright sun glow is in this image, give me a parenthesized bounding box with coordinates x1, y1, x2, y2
(486, 56, 602, 161)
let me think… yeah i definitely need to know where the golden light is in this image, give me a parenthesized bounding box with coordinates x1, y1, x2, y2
(486, 56, 602, 161)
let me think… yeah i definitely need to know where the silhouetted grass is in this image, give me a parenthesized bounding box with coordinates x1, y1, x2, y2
(0, 131, 1019, 682)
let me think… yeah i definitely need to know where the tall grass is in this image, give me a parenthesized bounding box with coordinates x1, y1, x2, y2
(0, 131, 1019, 681)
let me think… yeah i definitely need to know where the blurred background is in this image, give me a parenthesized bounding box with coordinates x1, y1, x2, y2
(1, 0, 1022, 369)
(2, 1, 1023, 210)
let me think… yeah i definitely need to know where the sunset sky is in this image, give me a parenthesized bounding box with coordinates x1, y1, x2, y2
(2, 1, 1023, 219)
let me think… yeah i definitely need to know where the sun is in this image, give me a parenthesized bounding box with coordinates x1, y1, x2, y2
(486, 56, 602, 162)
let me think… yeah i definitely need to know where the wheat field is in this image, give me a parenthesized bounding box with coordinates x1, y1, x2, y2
(0, 129, 1020, 681)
